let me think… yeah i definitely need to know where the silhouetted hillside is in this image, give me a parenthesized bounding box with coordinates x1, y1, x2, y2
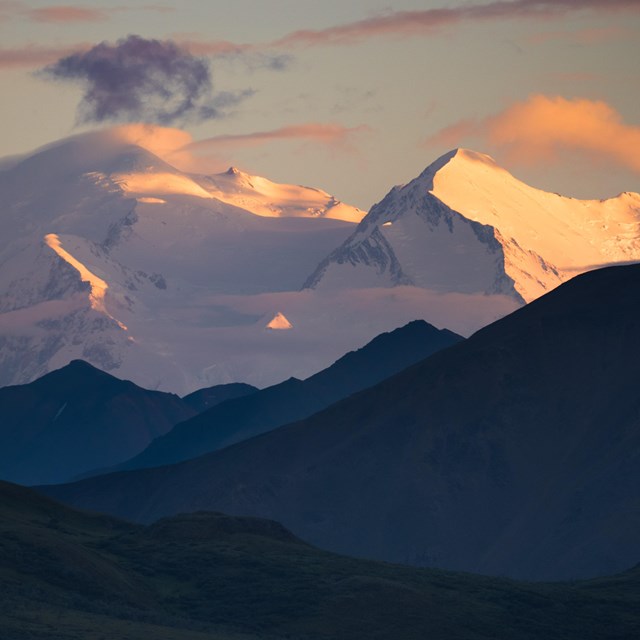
(3, 481, 639, 639)
(43, 265, 640, 580)
(113, 320, 462, 470)
(0, 360, 195, 484)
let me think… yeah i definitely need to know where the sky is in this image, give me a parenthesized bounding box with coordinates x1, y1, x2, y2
(0, 0, 639, 210)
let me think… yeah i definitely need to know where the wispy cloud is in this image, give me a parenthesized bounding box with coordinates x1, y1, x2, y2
(4, 0, 637, 70)
(0, 43, 89, 69)
(184, 123, 372, 153)
(426, 94, 640, 174)
(41, 35, 252, 125)
(28, 5, 107, 22)
(271, 1, 640, 48)
(0, 2, 174, 25)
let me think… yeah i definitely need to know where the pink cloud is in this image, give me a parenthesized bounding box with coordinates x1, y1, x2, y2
(185, 123, 372, 152)
(272, 1, 640, 48)
(0, 43, 89, 69)
(425, 95, 640, 174)
(28, 5, 107, 22)
(4, 0, 638, 71)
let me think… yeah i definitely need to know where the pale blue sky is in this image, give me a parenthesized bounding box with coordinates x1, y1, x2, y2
(1, 0, 639, 208)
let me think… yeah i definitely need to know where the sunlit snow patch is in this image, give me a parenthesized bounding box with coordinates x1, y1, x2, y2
(137, 197, 166, 204)
(44, 233, 128, 331)
(266, 312, 293, 330)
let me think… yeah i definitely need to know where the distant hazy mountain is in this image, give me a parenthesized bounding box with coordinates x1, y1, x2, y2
(43, 265, 640, 580)
(99, 319, 462, 472)
(0, 360, 195, 485)
(306, 149, 640, 302)
(4, 480, 638, 639)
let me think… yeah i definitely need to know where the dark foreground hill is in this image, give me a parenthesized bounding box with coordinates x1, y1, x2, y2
(42, 265, 640, 580)
(111, 319, 462, 471)
(0, 360, 196, 485)
(2, 481, 639, 640)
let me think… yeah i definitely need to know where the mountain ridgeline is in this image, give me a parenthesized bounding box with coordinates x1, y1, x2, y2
(306, 148, 640, 302)
(41, 264, 640, 581)
(92, 320, 463, 473)
(0, 360, 196, 485)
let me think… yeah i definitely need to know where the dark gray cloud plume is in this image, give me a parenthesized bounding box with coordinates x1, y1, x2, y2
(42, 35, 250, 124)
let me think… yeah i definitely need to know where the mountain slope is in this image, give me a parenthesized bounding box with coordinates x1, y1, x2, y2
(106, 320, 463, 471)
(0, 360, 195, 485)
(306, 149, 640, 302)
(43, 264, 640, 580)
(4, 481, 639, 640)
(182, 381, 258, 412)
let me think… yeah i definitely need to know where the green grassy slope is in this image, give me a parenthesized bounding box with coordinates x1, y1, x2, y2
(2, 481, 639, 640)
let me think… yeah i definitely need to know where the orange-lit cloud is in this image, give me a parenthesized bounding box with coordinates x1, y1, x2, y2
(28, 5, 107, 22)
(110, 124, 195, 157)
(426, 95, 640, 173)
(185, 123, 372, 153)
(164, 123, 372, 173)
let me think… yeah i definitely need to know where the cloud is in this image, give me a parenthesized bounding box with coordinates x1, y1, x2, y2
(28, 5, 107, 22)
(272, 1, 640, 48)
(0, 43, 88, 69)
(1, 2, 174, 25)
(41, 35, 251, 125)
(181, 39, 292, 71)
(426, 95, 640, 174)
(3, 1, 637, 72)
(161, 123, 372, 174)
(109, 123, 195, 156)
(185, 123, 371, 153)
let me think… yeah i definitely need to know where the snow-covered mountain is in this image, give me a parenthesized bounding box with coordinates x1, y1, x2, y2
(5, 134, 634, 394)
(0, 129, 368, 392)
(305, 149, 640, 302)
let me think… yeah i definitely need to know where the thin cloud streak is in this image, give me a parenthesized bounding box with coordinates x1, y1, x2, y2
(426, 95, 640, 174)
(272, 0, 640, 47)
(0, 1, 174, 25)
(0, 43, 90, 69)
(3, 0, 639, 70)
(28, 5, 107, 22)
(184, 123, 372, 153)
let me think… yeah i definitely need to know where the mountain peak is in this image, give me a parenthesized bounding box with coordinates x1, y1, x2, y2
(33, 359, 122, 390)
(306, 149, 640, 303)
(415, 148, 503, 187)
